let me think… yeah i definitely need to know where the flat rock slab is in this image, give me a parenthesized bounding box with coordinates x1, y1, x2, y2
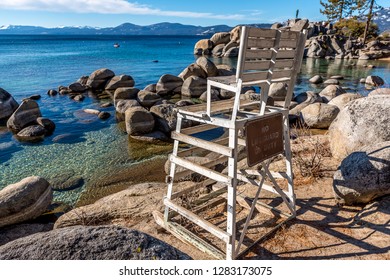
(0, 225, 191, 260)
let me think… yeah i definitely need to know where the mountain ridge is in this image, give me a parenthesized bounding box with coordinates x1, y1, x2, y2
(0, 22, 249, 35)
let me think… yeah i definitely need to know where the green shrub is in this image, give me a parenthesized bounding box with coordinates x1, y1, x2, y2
(334, 17, 378, 39)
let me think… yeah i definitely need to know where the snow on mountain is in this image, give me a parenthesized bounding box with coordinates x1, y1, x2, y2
(372, 7, 390, 33)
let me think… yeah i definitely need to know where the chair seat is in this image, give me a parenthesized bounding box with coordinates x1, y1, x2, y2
(208, 75, 237, 85)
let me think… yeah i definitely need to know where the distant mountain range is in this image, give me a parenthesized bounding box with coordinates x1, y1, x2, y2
(372, 7, 390, 33)
(0, 22, 271, 36)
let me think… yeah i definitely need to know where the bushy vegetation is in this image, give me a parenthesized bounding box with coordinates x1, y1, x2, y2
(335, 17, 379, 39)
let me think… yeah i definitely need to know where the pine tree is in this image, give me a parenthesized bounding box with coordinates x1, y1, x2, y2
(320, 0, 354, 21)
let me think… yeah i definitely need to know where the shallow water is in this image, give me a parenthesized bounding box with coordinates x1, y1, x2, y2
(0, 35, 389, 206)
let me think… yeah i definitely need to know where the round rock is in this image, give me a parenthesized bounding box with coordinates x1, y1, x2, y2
(300, 103, 340, 129)
(181, 76, 207, 98)
(6, 99, 42, 132)
(333, 141, 390, 205)
(328, 96, 390, 161)
(125, 107, 155, 135)
(0, 176, 52, 228)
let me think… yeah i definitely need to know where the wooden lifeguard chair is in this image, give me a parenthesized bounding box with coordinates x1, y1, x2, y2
(154, 26, 307, 260)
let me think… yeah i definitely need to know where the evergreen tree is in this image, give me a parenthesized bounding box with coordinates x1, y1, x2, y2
(320, 0, 354, 21)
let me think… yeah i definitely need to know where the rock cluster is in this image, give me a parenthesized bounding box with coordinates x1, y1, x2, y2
(1, 92, 56, 142)
(195, 20, 390, 60)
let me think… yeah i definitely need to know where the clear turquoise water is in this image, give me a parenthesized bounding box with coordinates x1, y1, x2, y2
(0, 35, 389, 206)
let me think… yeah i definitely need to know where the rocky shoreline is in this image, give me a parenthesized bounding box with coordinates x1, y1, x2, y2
(0, 21, 389, 260)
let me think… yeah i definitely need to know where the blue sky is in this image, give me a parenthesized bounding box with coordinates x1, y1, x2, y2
(0, 0, 388, 27)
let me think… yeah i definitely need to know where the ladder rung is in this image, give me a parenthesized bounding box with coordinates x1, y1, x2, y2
(174, 156, 228, 182)
(164, 198, 231, 243)
(170, 155, 230, 184)
(180, 123, 219, 135)
(172, 132, 233, 157)
(177, 137, 229, 157)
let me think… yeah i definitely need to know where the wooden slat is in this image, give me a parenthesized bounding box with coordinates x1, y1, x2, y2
(279, 39, 298, 48)
(247, 38, 275, 48)
(180, 123, 218, 135)
(276, 49, 296, 59)
(247, 28, 277, 38)
(172, 132, 232, 157)
(173, 156, 228, 182)
(271, 69, 292, 79)
(246, 49, 273, 59)
(170, 155, 230, 184)
(177, 137, 229, 157)
(243, 59, 294, 71)
(280, 31, 299, 40)
(241, 71, 269, 82)
(164, 198, 231, 243)
(171, 178, 215, 199)
(153, 211, 225, 260)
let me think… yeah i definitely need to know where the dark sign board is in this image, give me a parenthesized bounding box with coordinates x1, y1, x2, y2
(245, 113, 284, 167)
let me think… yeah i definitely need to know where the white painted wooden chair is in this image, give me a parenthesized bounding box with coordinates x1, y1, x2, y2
(154, 26, 307, 260)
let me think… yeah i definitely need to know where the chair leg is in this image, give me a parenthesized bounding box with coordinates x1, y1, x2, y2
(226, 126, 238, 260)
(164, 116, 183, 222)
(282, 114, 296, 216)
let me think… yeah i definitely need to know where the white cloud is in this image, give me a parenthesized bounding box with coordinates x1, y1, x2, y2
(0, 0, 248, 20)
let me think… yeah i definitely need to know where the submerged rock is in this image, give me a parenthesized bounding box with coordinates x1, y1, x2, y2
(16, 125, 46, 142)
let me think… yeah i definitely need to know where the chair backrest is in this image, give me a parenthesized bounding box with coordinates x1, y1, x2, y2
(236, 26, 307, 108)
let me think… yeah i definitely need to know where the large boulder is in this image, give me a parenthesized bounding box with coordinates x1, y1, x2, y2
(181, 76, 207, 98)
(212, 44, 225, 56)
(294, 91, 322, 104)
(269, 82, 288, 101)
(368, 87, 390, 97)
(328, 96, 390, 161)
(196, 57, 219, 77)
(0, 176, 52, 228)
(156, 74, 183, 96)
(333, 141, 390, 205)
(328, 93, 363, 110)
(194, 39, 213, 55)
(150, 104, 176, 134)
(68, 82, 87, 93)
(6, 100, 42, 132)
(318, 85, 346, 102)
(230, 26, 241, 43)
(137, 90, 162, 108)
(125, 107, 155, 135)
(210, 32, 231, 45)
(86, 68, 115, 90)
(300, 103, 339, 129)
(115, 99, 141, 115)
(113, 87, 139, 105)
(105, 75, 135, 91)
(55, 182, 166, 228)
(178, 64, 207, 80)
(0, 225, 191, 260)
(0, 88, 19, 120)
(290, 19, 309, 32)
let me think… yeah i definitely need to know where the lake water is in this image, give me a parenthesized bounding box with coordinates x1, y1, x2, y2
(0, 35, 389, 207)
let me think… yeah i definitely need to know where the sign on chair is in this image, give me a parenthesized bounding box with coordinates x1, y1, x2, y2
(245, 113, 284, 167)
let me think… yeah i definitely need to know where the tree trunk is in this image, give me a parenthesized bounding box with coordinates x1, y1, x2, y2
(363, 0, 375, 44)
